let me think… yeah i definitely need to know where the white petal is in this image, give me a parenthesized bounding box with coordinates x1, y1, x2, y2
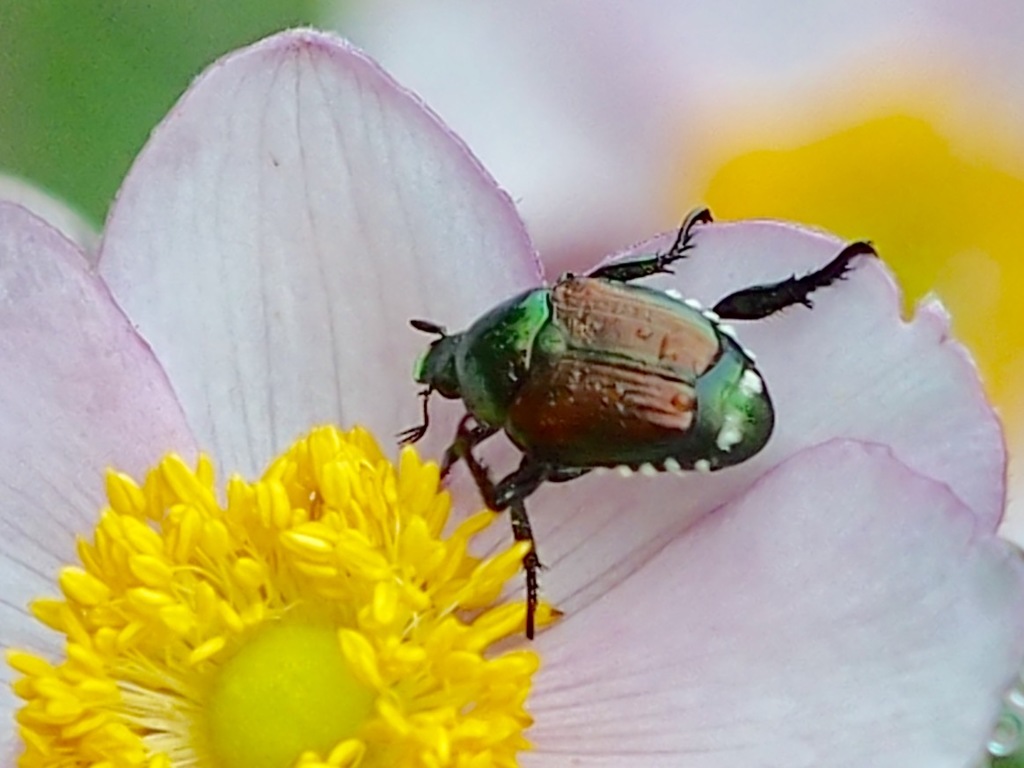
(0, 173, 98, 259)
(0, 202, 194, 696)
(99, 30, 539, 477)
(455, 221, 1003, 617)
(604, 220, 1003, 526)
(528, 440, 1024, 768)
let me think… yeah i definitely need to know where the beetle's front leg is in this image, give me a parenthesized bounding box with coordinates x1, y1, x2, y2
(440, 414, 498, 479)
(586, 207, 713, 282)
(712, 241, 877, 321)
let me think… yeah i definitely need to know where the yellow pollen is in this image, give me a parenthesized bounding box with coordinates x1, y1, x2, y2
(8, 426, 551, 768)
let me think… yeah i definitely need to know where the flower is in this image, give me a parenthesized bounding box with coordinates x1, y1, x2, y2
(10, 425, 540, 767)
(1, 28, 1023, 768)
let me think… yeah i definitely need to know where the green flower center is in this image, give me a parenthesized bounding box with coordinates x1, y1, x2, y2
(205, 621, 374, 768)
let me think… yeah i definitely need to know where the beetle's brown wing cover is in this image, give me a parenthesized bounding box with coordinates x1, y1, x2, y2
(506, 277, 721, 466)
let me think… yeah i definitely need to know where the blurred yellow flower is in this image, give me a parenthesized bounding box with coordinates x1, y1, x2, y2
(698, 111, 1024, 439)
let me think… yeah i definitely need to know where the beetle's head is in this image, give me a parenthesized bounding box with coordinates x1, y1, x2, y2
(410, 320, 462, 399)
(398, 320, 463, 445)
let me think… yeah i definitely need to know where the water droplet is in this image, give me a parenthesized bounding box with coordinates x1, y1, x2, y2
(988, 712, 1022, 757)
(1006, 684, 1024, 713)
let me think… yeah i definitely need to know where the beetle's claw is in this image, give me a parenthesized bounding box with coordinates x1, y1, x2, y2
(397, 424, 427, 445)
(399, 387, 435, 446)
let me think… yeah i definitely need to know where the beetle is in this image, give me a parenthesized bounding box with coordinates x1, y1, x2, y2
(400, 208, 876, 637)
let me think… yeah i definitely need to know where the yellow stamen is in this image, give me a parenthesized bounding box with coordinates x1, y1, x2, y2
(9, 426, 551, 768)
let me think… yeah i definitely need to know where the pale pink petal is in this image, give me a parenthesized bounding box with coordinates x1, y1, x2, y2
(0, 173, 99, 259)
(478, 221, 1001, 616)
(99, 30, 539, 478)
(528, 440, 1024, 768)
(342, 2, 679, 263)
(630, 219, 1002, 524)
(0, 203, 195, 695)
(340, 3, 1024, 283)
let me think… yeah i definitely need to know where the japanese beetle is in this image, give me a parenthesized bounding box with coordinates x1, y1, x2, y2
(401, 208, 875, 636)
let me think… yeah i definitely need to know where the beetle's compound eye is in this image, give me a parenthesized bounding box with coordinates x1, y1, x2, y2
(410, 318, 447, 336)
(412, 348, 431, 383)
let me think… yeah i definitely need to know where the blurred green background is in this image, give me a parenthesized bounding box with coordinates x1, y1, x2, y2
(0, 1, 327, 225)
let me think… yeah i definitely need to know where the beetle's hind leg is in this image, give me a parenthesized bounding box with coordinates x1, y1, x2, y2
(713, 241, 878, 321)
(586, 207, 713, 282)
(547, 467, 590, 483)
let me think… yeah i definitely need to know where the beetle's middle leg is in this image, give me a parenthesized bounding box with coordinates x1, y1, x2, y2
(440, 414, 499, 479)
(712, 241, 878, 321)
(586, 207, 713, 282)
(458, 447, 550, 512)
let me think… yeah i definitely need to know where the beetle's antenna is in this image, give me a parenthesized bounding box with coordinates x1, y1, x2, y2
(410, 319, 447, 336)
(397, 387, 433, 445)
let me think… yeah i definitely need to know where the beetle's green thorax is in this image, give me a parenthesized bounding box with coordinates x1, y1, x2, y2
(413, 333, 463, 398)
(455, 289, 552, 427)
